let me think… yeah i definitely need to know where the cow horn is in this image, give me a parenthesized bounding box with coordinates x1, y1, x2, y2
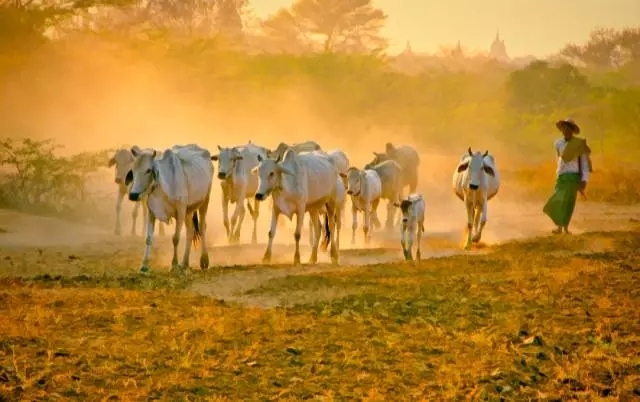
(468, 147, 473, 156)
(483, 150, 489, 157)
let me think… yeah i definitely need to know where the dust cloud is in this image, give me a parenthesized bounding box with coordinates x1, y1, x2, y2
(1, 37, 636, 266)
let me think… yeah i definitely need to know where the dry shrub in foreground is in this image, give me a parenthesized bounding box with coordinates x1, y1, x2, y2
(511, 161, 640, 204)
(0, 230, 639, 400)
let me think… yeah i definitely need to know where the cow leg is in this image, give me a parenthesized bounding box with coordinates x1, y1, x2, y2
(327, 203, 339, 265)
(472, 202, 488, 243)
(139, 210, 157, 273)
(249, 199, 259, 244)
(308, 218, 315, 249)
(232, 196, 246, 243)
(199, 200, 210, 270)
(400, 223, 409, 260)
(416, 222, 424, 261)
(308, 211, 322, 264)
(229, 199, 242, 243)
(114, 188, 125, 236)
(335, 205, 342, 252)
(406, 222, 416, 261)
(158, 221, 166, 237)
(179, 212, 195, 273)
(385, 200, 395, 231)
(371, 198, 382, 229)
(363, 202, 372, 245)
(263, 208, 279, 263)
(372, 198, 381, 233)
(293, 210, 304, 266)
(171, 213, 185, 271)
(131, 200, 142, 236)
(351, 204, 358, 245)
(463, 200, 474, 250)
(221, 190, 231, 242)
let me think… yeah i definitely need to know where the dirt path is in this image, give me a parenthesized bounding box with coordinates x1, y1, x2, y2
(1, 201, 638, 308)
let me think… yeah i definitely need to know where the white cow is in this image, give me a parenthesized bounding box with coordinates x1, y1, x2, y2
(128, 144, 214, 273)
(342, 166, 382, 245)
(107, 148, 166, 237)
(253, 149, 340, 265)
(394, 194, 426, 261)
(453, 148, 500, 250)
(211, 143, 268, 244)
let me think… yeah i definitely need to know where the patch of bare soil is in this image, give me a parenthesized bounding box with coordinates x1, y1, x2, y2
(1, 201, 638, 308)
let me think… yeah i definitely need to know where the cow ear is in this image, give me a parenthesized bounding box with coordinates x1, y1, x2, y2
(339, 172, 346, 178)
(131, 146, 141, 157)
(211, 155, 219, 161)
(107, 156, 116, 167)
(483, 165, 495, 176)
(279, 165, 295, 176)
(457, 162, 469, 173)
(125, 170, 133, 185)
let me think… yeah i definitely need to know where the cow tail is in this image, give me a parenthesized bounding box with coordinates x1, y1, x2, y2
(320, 204, 331, 252)
(192, 211, 201, 247)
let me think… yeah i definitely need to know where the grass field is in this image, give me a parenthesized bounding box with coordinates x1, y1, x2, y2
(0, 206, 639, 400)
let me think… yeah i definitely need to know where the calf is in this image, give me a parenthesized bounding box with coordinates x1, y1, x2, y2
(395, 194, 426, 261)
(366, 160, 403, 231)
(452, 148, 500, 250)
(342, 167, 382, 245)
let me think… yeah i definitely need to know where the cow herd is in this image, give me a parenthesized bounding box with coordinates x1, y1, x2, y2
(107, 141, 501, 274)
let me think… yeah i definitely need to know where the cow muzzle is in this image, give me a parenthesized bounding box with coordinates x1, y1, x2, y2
(469, 184, 479, 190)
(255, 193, 266, 201)
(217, 172, 227, 180)
(129, 192, 141, 201)
(346, 190, 353, 195)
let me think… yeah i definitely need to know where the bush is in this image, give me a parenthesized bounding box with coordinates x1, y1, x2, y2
(0, 138, 112, 222)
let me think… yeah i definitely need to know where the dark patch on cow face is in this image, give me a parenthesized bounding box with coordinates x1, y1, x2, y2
(457, 162, 469, 173)
(125, 170, 133, 186)
(399, 200, 412, 215)
(483, 165, 495, 177)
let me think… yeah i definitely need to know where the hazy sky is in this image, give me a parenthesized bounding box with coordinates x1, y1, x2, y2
(253, 0, 640, 57)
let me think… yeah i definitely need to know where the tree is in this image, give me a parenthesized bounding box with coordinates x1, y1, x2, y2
(507, 60, 590, 113)
(559, 27, 640, 70)
(260, 0, 387, 55)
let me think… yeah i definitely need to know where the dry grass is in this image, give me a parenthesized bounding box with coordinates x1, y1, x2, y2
(0, 229, 639, 400)
(509, 161, 640, 205)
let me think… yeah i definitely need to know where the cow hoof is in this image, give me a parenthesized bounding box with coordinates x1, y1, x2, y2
(251, 234, 258, 244)
(309, 250, 318, 264)
(200, 254, 209, 270)
(331, 257, 339, 265)
(416, 251, 421, 261)
(262, 251, 272, 264)
(463, 243, 471, 250)
(139, 265, 150, 274)
(293, 252, 301, 266)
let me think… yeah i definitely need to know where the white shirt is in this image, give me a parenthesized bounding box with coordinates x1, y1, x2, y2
(555, 138, 590, 182)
